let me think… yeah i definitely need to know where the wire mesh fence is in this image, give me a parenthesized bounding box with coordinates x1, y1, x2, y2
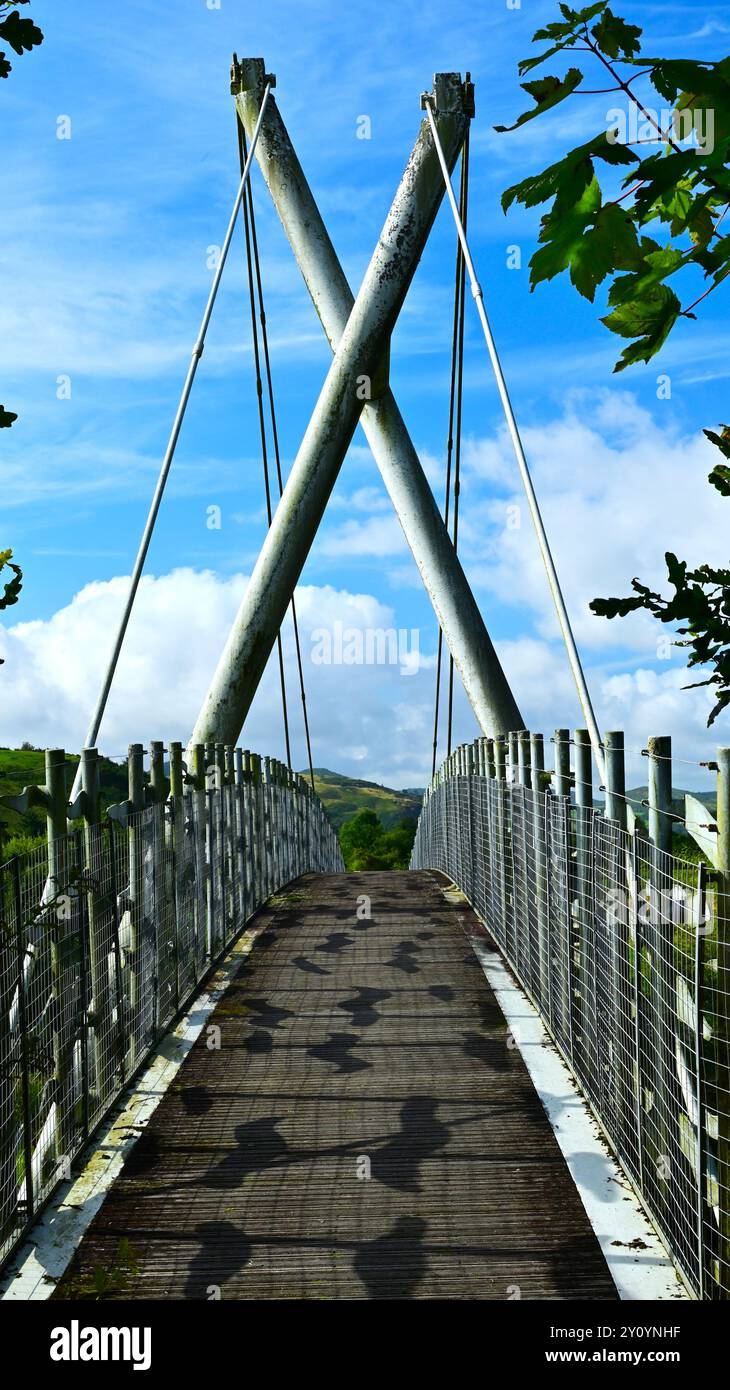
(0, 754, 342, 1271)
(411, 739, 730, 1301)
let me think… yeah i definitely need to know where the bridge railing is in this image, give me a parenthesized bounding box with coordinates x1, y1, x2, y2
(0, 744, 342, 1270)
(411, 731, 730, 1300)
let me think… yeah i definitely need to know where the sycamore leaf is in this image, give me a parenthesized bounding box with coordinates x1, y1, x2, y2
(704, 425, 730, 460)
(530, 177, 602, 294)
(591, 7, 642, 60)
(0, 404, 18, 428)
(0, 9, 42, 56)
(705, 427, 730, 494)
(608, 245, 685, 307)
(590, 594, 645, 618)
(502, 130, 637, 213)
(601, 282, 681, 371)
(534, 2, 606, 41)
(495, 68, 583, 132)
(650, 58, 727, 104)
(692, 231, 730, 280)
(0, 50, 11, 78)
(709, 463, 730, 496)
(629, 151, 698, 223)
(531, 189, 641, 300)
(0, 549, 22, 611)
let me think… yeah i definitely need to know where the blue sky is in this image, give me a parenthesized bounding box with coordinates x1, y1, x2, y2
(1, 0, 729, 790)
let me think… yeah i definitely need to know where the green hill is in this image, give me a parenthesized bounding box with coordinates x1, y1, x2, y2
(0, 747, 128, 856)
(0, 751, 423, 857)
(303, 768, 423, 830)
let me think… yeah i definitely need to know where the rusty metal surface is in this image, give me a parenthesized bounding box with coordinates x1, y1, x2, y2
(53, 871, 617, 1301)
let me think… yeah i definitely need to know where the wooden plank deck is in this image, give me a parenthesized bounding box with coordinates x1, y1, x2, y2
(53, 871, 617, 1301)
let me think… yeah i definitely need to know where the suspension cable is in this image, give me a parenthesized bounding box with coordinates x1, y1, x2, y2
(446, 127, 469, 760)
(238, 123, 316, 791)
(237, 119, 292, 770)
(69, 83, 273, 799)
(431, 133, 469, 776)
(424, 95, 606, 785)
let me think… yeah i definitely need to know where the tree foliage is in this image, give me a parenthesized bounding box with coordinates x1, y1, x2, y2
(499, 3, 730, 724)
(0, 2, 42, 79)
(0, 550, 22, 611)
(339, 809, 416, 871)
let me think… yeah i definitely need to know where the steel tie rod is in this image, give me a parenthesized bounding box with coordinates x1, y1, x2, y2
(423, 94, 606, 785)
(70, 82, 274, 798)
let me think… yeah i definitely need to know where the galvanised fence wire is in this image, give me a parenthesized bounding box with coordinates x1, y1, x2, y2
(0, 744, 342, 1271)
(411, 731, 730, 1301)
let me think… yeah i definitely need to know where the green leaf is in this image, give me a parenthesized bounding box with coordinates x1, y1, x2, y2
(630, 151, 698, 223)
(533, 2, 606, 41)
(601, 282, 681, 370)
(709, 463, 730, 496)
(0, 404, 17, 428)
(502, 130, 637, 213)
(650, 59, 726, 104)
(495, 68, 583, 133)
(591, 7, 642, 60)
(704, 425, 730, 460)
(590, 594, 645, 618)
(608, 245, 685, 307)
(666, 551, 687, 588)
(0, 549, 22, 611)
(705, 427, 730, 493)
(531, 188, 641, 301)
(0, 50, 11, 78)
(693, 232, 730, 278)
(530, 177, 602, 295)
(0, 10, 42, 56)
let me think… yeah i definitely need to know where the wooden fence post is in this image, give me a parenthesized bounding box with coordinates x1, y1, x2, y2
(80, 747, 112, 1114)
(574, 729, 595, 1088)
(603, 732, 634, 1147)
(169, 741, 184, 1010)
(46, 748, 74, 1163)
(126, 743, 145, 1064)
(189, 743, 207, 972)
(646, 735, 677, 1228)
(531, 733, 550, 1013)
(234, 748, 247, 924)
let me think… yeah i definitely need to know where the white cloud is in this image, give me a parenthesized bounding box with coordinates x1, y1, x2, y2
(459, 389, 727, 655)
(0, 562, 719, 792)
(0, 570, 444, 786)
(318, 514, 408, 558)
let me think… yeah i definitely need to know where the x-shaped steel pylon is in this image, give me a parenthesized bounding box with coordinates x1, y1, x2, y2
(191, 62, 522, 750)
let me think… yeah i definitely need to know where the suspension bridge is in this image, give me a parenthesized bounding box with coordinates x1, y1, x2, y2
(1, 59, 729, 1303)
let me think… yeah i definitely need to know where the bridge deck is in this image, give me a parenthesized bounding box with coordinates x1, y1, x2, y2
(53, 871, 616, 1301)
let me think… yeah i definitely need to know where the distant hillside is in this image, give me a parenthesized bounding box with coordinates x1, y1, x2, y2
(304, 768, 423, 830)
(0, 751, 423, 850)
(0, 747, 128, 851)
(622, 786, 716, 818)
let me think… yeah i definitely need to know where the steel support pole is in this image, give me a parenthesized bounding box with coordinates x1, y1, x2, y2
(192, 70, 480, 747)
(230, 57, 522, 739)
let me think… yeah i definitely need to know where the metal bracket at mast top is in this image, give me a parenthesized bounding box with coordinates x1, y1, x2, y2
(231, 54, 276, 96)
(420, 71, 475, 118)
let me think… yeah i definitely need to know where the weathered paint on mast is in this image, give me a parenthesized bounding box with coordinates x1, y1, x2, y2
(224, 57, 522, 742)
(191, 69, 494, 750)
